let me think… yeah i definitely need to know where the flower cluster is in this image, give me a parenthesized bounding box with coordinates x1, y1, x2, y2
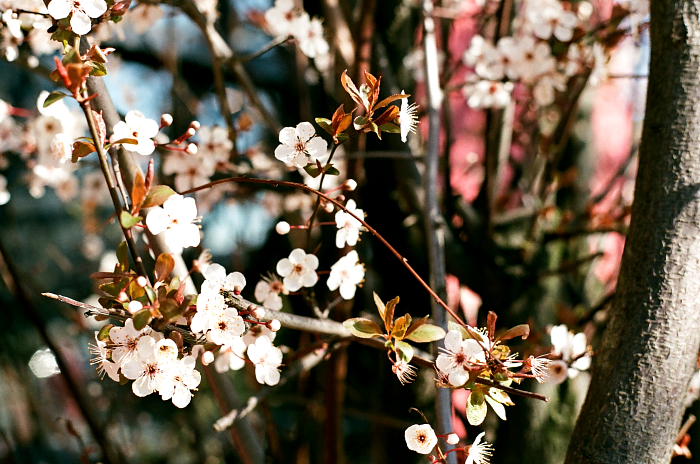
(91, 319, 201, 408)
(264, 0, 330, 67)
(404, 422, 493, 464)
(461, 0, 611, 108)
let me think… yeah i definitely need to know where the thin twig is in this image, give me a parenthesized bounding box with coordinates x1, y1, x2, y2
(181, 176, 468, 327)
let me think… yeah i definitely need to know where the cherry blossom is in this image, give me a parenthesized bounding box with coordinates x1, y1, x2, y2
(162, 151, 216, 192)
(404, 423, 437, 455)
(292, 14, 329, 59)
(334, 199, 365, 248)
(214, 337, 247, 373)
(202, 263, 246, 295)
(274, 122, 327, 168)
(190, 307, 246, 346)
(89, 334, 120, 381)
(47, 0, 107, 36)
(435, 329, 487, 387)
(466, 431, 493, 464)
(242, 325, 276, 346)
(158, 355, 201, 408)
(276, 248, 319, 292)
(327, 250, 364, 300)
(121, 335, 170, 397)
(264, 0, 296, 37)
(549, 324, 591, 378)
(109, 318, 155, 365)
(110, 110, 159, 156)
(254, 276, 285, 310)
(399, 92, 419, 143)
(246, 336, 283, 386)
(464, 80, 513, 109)
(145, 194, 200, 253)
(0, 174, 9, 205)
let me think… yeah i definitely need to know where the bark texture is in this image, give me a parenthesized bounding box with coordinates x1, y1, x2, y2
(565, 2, 700, 463)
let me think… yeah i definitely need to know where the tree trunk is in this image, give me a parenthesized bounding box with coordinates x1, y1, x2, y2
(565, 3, 700, 463)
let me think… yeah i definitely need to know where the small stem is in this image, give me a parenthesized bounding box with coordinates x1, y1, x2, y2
(181, 176, 467, 326)
(306, 143, 341, 248)
(240, 35, 291, 62)
(474, 377, 548, 402)
(79, 100, 153, 298)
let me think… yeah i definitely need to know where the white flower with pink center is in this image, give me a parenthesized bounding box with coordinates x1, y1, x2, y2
(276, 248, 319, 292)
(274, 122, 327, 168)
(110, 110, 159, 156)
(47, 0, 107, 36)
(247, 336, 283, 386)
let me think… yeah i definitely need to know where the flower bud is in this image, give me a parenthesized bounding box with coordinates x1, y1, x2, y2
(446, 433, 459, 445)
(160, 113, 173, 127)
(189, 120, 201, 131)
(344, 179, 357, 191)
(118, 291, 129, 302)
(275, 221, 290, 235)
(202, 351, 215, 365)
(185, 143, 198, 155)
(136, 276, 148, 287)
(324, 202, 334, 213)
(253, 307, 266, 319)
(185, 127, 196, 138)
(269, 319, 281, 332)
(127, 300, 143, 314)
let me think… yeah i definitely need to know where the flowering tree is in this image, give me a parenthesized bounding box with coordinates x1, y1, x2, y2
(1, 1, 697, 464)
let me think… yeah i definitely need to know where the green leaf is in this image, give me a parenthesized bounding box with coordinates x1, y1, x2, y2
(116, 241, 129, 270)
(159, 299, 181, 321)
(323, 164, 340, 176)
(145, 286, 156, 304)
(97, 324, 114, 341)
(304, 164, 322, 178)
(142, 185, 176, 208)
(342, 317, 383, 338)
(119, 211, 142, 229)
(373, 292, 388, 329)
(132, 309, 152, 331)
(353, 115, 369, 129)
(43, 91, 69, 108)
(394, 340, 414, 362)
(90, 61, 107, 77)
(315, 117, 333, 135)
(405, 324, 446, 343)
(379, 123, 401, 134)
(467, 391, 487, 426)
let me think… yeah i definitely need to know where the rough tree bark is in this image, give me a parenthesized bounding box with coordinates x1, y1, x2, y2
(565, 3, 700, 463)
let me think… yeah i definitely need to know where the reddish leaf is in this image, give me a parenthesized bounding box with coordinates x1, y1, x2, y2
(131, 171, 147, 213)
(154, 253, 175, 282)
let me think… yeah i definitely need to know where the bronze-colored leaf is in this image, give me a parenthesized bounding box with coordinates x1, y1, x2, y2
(392, 313, 412, 339)
(131, 171, 147, 213)
(154, 253, 175, 282)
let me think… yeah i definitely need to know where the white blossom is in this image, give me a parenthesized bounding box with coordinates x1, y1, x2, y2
(47, 0, 107, 36)
(292, 14, 329, 59)
(404, 424, 437, 455)
(466, 431, 493, 464)
(549, 324, 591, 378)
(110, 110, 159, 156)
(399, 92, 419, 143)
(264, 0, 296, 37)
(121, 335, 170, 397)
(89, 334, 120, 381)
(327, 250, 364, 300)
(274, 122, 327, 168)
(334, 199, 365, 248)
(214, 336, 247, 373)
(254, 276, 285, 310)
(247, 336, 283, 386)
(465, 80, 513, 109)
(158, 355, 201, 408)
(435, 329, 487, 387)
(109, 318, 154, 365)
(191, 307, 245, 346)
(276, 248, 319, 292)
(145, 194, 200, 254)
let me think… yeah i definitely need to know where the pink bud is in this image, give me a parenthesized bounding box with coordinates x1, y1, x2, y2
(324, 202, 334, 213)
(189, 120, 201, 131)
(269, 319, 281, 332)
(253, 307, 266, 319)
(160, 113, 173, 127)
(185, 127, 196, 138)
(344, 179, 357, 191)
(185, 143, 198, 155)
(136, 276, 148, 287)
(275, 221, 290, 235)
(202, 351, 215, 365)
(118, 291, 129, 302)
(446, 433, 459, 445)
